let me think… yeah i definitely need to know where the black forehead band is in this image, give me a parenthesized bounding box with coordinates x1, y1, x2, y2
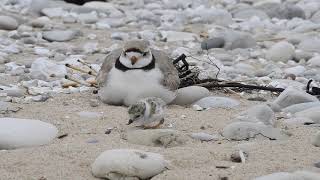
(125, 48, 145, 53)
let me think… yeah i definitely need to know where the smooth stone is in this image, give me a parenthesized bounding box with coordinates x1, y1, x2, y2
(270, 87, 319, 111)
(308, 56, 320, 67)
(257, 3, 306, 19)
(222, 122, 286, 140)
(92, 149, 168, 180)
(0, 118, 58, 150)
(77, 111, 102, 119)
(284, 65, 306, 76)
(201, 38, 225, 50)
(254, 171, 320, 180)
(233, 8, 269, 20)
(1, 87, 24, 97)
(78, 12, 98, 24)
(312, 131, 320, 147)
(160, 31, 197, 42)
(41, 7, 66, 18)
(235, 104, 275, 126)
(311, 11, 320, 24)
(299, 38, 320, 53)
(294, 50, 313, 61)
(295, 107, 320, 123)
(0, 16, 19, 30)
(43, 30, 78, 42)
(124, 129, 187, 148)
(187, 6, 233, 26)
(30, 57, 67, 81)
(193, 96, 240, 109)
(30, 16, 51, 28)
(265, 41, 295, 62)
(282, 102, 320, 114)
(190, 132, 220, 141)
(315, 161, 320, 168)
(283, 117, 314, 125)
(83, 2, 123, 17)
(172, 86, 210, 106)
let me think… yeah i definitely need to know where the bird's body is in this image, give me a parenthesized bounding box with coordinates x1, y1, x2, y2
(127, 97, 166, 128)
(96, 40, 180, 106)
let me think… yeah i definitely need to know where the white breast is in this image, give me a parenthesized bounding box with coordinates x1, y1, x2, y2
(98, 67, 176, 106)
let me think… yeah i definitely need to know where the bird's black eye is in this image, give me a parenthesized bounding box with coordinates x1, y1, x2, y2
(142, 52, 147, 56)
(124, 52, 127, 56)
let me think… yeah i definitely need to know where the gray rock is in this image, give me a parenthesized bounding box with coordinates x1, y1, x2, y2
(312, 131, 320, 147)
(0, 118, 58, 150)
(1, 88, 24, 97)
(201, 38, 225, 50)
(0, 16, 19, 30)
(30, 58, 67, 81)
(89, 99, 100, 107)
(299, 38, 320, 53)
(270, 87, 319, 111)
(214, 30, 256, 50)
(222, 122, 287, 141)
(235, 104, 275, 126)
(43, 30, 78, 42)
(92, 149, 168, 180)
(41, 7, 66, 18)
(124, 129, 187, 148)
(282, 102, 320, 114)
(295, 107, 320, 123)
(265, 41, 295, 62)
(311, 11, 320, 24)
(78, 12, 98, 24)
(257, 3, 306, 19)
(254, 171, 320, 180)
(308, 56, 320, 67)
(190, 132, 220, 141)
(160, 31, 197, 42)
(172, 86, 210, 106)
(233, 8, 269, 20)
(194, 96, 240, 109)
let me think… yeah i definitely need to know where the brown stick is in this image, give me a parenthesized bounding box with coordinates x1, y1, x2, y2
(65, 64, 97, 76)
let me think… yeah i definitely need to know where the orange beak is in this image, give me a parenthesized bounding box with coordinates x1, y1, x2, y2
(130, 56, 138, 65)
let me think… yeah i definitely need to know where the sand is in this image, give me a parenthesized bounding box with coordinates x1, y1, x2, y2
(0, 91, 319, 180)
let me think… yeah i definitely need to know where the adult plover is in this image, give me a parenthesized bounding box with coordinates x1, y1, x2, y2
(96, 40, 180, 106)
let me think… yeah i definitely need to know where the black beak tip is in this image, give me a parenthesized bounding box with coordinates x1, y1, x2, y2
(127, 119, 133, 125)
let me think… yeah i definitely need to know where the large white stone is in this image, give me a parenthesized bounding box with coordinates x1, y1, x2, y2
(282, 102, 320, 114)
(270, 87, 319, 111)
(30, 57, 67, 81)
(265, 41, 295, 62)
(235, 104, 275, 126)
(0, 118, 58, 150)
(172, 86, 210, 105)
(92, 149, 168, 180)
(194, 96, 240, 109)
(312, 131, 320, 147)
(43, 30, 78, 42)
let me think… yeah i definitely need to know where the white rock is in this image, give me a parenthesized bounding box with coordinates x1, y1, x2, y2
(34, 47, 51, 56)
(78, 12, 98, 24)
(284, 65, 306, 76)
(160, 31, 198, 42)
(299, 38, 320, 53)
(172, 86, 210, 105)
(41, 7, 65, 18)
(124, 129, 186, 147)
(0, 16, 19, 30)
(308, 56, 320, 67)
(254, 171, 320, 180)
(312, 131, 320, 147)
(235, 104, 275, 126)
(295, 106, 320, 123)
(30, 57, 67, 81)
(265, 41, 295, 62)
(190, 132, 220, 141)
(84, 2, 123, 17)
(270, 87, 319, 111)
(0, 118, 58, 150)
(92, 149, 168, 180)
(194, 96, 240, 109)
(43, 30, 78, 42)
(222, 122, 286, 140)
(282, 102, 320, 113)
(192, 104, 204, 111)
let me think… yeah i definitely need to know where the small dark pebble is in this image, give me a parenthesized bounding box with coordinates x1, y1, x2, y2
(57, 133, 68, 139)
(105, 129, 112, 134)
(315, 161, 320, 168)
(220, 177, 228, 180)
(200, 126, 205, 130)
(216, 165, 230, 169)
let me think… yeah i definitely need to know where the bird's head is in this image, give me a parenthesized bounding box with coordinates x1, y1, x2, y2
(119, 40, 153, 68)
(127, 101, 146, 125)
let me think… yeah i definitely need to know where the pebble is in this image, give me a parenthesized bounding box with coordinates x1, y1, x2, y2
(160, 31, 197, 42)
(299, 38, 320, 53)
(42, 30, 78, 42)
(295, 107, 320, 124)
(0, 16, 19, 30)
(190, 132, 220, 141)
(92, 149, 168, 180)
(124, 129, 187, 148)
(172, 86, 210, 106)
(30, 57, 67, 81)
(89, 99, 99, 107)
(282, 102, 320, 114)
(193, 96, 240, 109)
(0, 118, 58, 149)
(201, 38, 225, 50)
(265, 41, 295, 62)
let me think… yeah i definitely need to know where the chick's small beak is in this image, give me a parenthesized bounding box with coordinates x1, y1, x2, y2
(127, 119, 133, 125)
(130, 56, 138, 65)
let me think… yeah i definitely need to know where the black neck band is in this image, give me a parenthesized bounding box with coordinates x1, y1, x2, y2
(115, 55, 155, 72)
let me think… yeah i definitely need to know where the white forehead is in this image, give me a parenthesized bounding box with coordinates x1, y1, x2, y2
(126, 51, 142, 57)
